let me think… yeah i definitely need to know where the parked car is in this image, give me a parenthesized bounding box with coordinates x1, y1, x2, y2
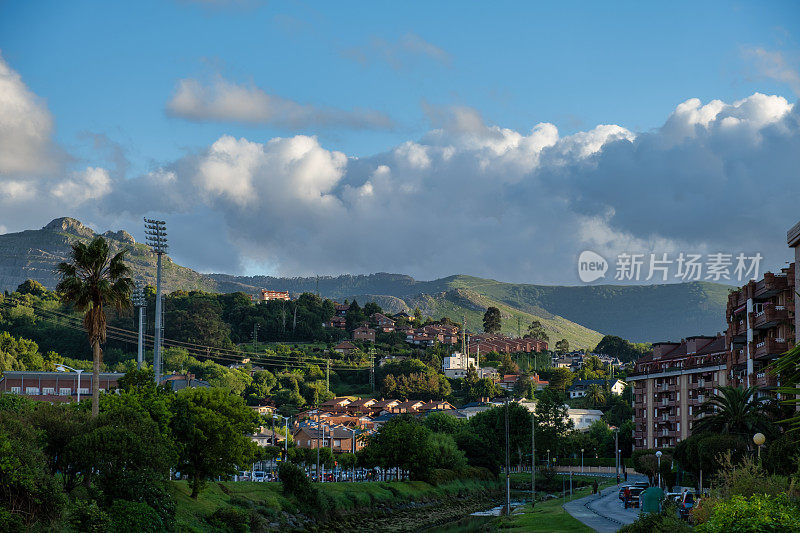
(628, 486, 646, 508)
(677, 491, 695, 520)
(252, 471, 266, 482)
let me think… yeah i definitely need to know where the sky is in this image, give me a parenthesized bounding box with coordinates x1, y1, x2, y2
(1, 0, 799, 285)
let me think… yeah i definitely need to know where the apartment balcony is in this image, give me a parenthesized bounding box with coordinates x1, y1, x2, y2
(750, 304, 789, 330)
(752, 338, 789, 360)
(730, 348, 747, 367)
(750, 372, 779, 389)
(754, 273, 788, 300)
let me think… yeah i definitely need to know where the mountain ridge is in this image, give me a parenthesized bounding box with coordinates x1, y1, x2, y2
(0, 218, 732, 346)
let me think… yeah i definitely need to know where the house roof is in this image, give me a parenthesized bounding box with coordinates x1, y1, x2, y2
(346, 398, 376, 408)
(321, 397, 352, 407)
(395, 400, 424, 409)
(295, 426, 356, 439)
(420, 401, 454, 410)
(371, 399, 400, 409)
(334, 341, 357, 350)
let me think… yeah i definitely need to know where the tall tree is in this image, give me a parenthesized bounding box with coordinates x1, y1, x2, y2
(483, 307, 501, 333)
(586, 384, 606, 408)
(555, 339, 570, 353)
(525, 320, 549, 342)
(56, 237, 133, 417)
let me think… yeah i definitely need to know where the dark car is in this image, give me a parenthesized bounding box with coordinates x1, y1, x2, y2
(628, 486, 646, 508)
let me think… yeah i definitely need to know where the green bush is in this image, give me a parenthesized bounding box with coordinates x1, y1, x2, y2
(108, 500, 164, 533)
(279, 461, 317, 505)
(207, 507, 250, 533)
(696, 494, 800, 533)
(67, 500, 112, 533)
(426, 468, 459, 485)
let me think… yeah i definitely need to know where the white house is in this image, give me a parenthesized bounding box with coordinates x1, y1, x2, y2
(567, 379, 626, 399)
(566, 408, 604, 431)
(442, 352, 476, 379)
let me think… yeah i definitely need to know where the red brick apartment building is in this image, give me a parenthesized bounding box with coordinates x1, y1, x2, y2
(259, 289, 290, 302)
(726, 262, 795, 390)
(0, 371, 124, 402)
(628, 336, 728, 449)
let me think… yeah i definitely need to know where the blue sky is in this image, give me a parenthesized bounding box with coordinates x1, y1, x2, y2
(1, 1, 799, 283)
(1, 1, 796, 171)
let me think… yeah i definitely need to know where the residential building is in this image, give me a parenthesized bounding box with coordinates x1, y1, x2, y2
(566, 408, 604, 431)
(333, 341, 358, 355)
(725, 262, 795, 392)
(320, 397, 352, 411)
(345, 398, 377, 414)
(293, 425, 364, 453)
(250, 427, 285, 447)
(258, 289, 290, 302)
(419, 400, 455, 412)
(352, 325, 376, 343)
(335, 303, 350, 317)
(371, 313, 395, 332)
(370, 398, 400, 414)
(393, 400, 425, 413)
(0, 371, 123, 402)
(567, 379, 626, 399)
(442, 351, 476, 379)
(466, 334, 548, 356)
(628, 335, 728, 449)
(323, 316, 346, 329)
(162, 373, 210, 390)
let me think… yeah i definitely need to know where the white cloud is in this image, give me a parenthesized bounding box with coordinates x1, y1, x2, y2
(52, 167, 112, 204)
(166, 76, 393, 130)
(743, 47, 800, 96)
(344, 32, 451, 70)
(0, 52, 56, 175)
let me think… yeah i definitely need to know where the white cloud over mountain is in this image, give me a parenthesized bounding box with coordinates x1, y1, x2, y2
(2, 53, 799, 283)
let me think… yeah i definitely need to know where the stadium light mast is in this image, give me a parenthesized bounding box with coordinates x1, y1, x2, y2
(132, 284, 146, 369)
(144, 218, 167, 384)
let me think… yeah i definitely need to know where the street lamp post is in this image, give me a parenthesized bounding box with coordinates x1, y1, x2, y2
(656, 451, 663, 489)
(581, 448, 584, 473)
(531, 411, 536, 505)
(753, 433, 766, 461)
(55, 364, 84, 403)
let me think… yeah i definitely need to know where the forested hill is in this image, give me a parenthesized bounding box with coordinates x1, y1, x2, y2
(1, 218, 731, 345)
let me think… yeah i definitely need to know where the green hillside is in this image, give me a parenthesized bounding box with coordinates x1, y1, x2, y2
(0, 218, 732, 347)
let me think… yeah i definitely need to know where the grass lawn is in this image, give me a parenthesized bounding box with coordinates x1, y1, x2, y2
(497, 475, 617, 532)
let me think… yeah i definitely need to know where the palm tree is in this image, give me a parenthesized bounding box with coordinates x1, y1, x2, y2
(57, 237, 133, 417)
(586, 384, 606, 408)
(694, 386, 775, 437)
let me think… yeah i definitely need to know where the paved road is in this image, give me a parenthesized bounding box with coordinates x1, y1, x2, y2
(564, 478, 644, 533)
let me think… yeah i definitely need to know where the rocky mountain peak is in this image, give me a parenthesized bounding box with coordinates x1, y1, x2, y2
(42, 217, 95, 238)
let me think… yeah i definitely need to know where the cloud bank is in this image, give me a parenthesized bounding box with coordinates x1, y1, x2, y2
(2, 54, 799, 284)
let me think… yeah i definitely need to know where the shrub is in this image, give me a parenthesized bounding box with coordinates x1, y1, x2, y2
(108, 500, 163, 533)
(67, 500, 112, 533)
(696, 494, 800, 533)
(279, 461, 317, 505)
(207, 507, 250, 533)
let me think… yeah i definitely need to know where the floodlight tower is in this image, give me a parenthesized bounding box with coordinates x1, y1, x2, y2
(132, 284, 146, 369)
(144, 218, 167, 384)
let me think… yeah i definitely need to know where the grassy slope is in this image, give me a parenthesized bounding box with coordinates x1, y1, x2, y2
(170, 478, 500, 531)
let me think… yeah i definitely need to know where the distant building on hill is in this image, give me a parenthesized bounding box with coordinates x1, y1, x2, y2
(258, 289, 290, 302)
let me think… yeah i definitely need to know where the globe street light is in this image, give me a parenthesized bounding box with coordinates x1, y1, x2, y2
(55, 364, 84, 403)
(655, 451, 663, 488)
(753, 433, 766, 460)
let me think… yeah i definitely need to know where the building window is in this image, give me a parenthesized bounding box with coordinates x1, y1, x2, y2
(25, 387, 40, 395)
(10, 387, 21, 394)
(334, 439, 341, 447)
(78, 388, 89, 395)
(59, 388, 72, 396)
(42, 387, 55, 395)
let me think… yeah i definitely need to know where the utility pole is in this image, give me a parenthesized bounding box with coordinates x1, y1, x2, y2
(531, 411, 536, 506)
(505, 397, 511, 514)
(369, 347, 375, 391)
(615, 429, 620, 485)
(517, 316, 521, 338)
(252, 323, 260, 346)
(326, 358, 330, 393)
(292, 305, 297, 334)
(132, 284, 146, 369)
(144, 218, 167, 384)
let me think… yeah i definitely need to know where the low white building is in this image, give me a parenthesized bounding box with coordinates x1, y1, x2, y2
(442, 352, 476, 379)
(566, 408, 604, 431)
